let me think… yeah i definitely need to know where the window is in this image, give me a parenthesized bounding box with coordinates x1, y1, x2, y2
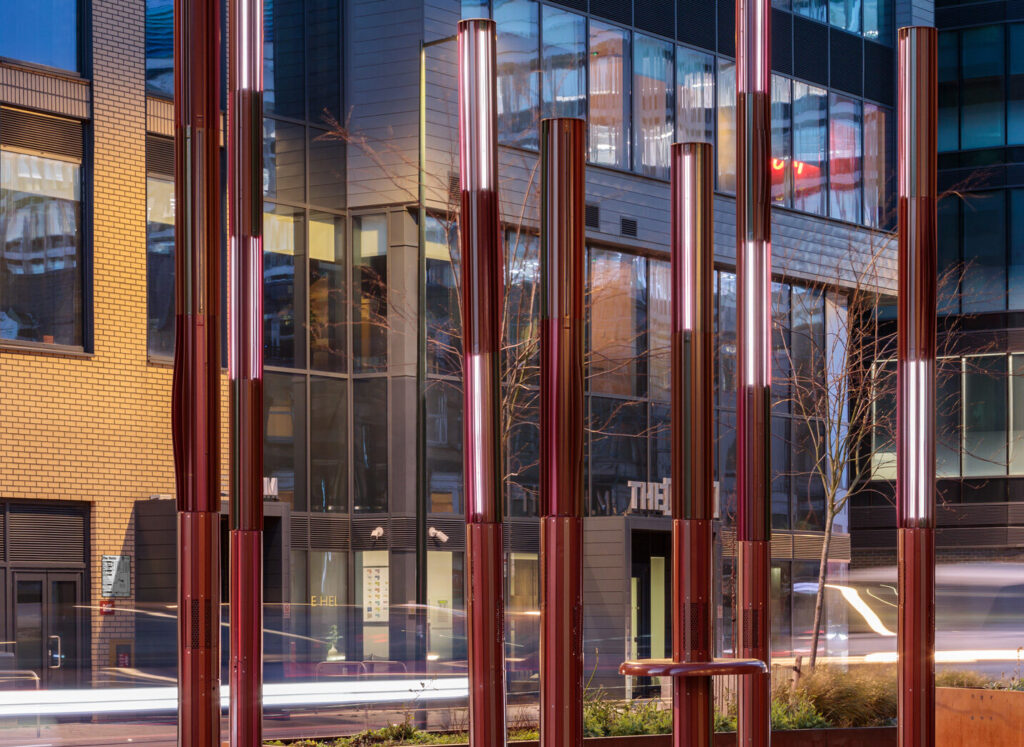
(310, 376, 348, 512)
(936, 358, 961, 478)
(771, 75, 793, 207)
(352, 215, 387, 372)
(960, 25, 1005, 149)
(0, 0, 79, 72)
(648, 259, 670, 403)
(588, 21, 630, 169)
(541, 5, 586, 121)
(495, 0, 539, 149)
(863, 103, 890, 228)
(0, 150, 83, 347)
(1011, 355, 1024, 474)
(264, 204, 306, 368)
(589, 250, 647, 398)
(863, 0, 890, 42)
(264, 372, 307, 510)
(308, 551, 350, 657)
(265, 0, 306, 119)
(264, 119, 306, 204)
(427, 381, 463, 514)
(353, 378, 388, 512)
(633, 34, 673, 178)
(717, 60, 736, 193)
(963, 356, 1008, 477)
(829, 94, 862, 223)
(1009, 24, 1024, 146)
(589, 396, 648, 515)
(792, 82, 828, 215)
(146, 175, 175, 358)
(146, 0, 173, 96)
(676, 46, 714, 145)
(309, 214, 346, 372)
(794, 0, 827, 23)
(938, 31, 959, 152)
(961, 191, 1006, 314)
(1010, 190, 1024, 310)
(425, 217, 461, 377)
(830, 0, 860, 33)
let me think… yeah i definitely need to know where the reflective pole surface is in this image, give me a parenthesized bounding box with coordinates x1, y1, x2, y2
(172, 0, 222, 743)
(896, 26, 937, 747)
(227, 0, 264, 743)
(735, 0, 772, 744)
(539, 117, 585, 747)
(671, 142, 715, 747)
(457, 19, 507, 746)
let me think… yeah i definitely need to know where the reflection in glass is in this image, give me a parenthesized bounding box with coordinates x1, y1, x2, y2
(0, 151, 82, 347)
(961, 191, 1006, 314)
(589, 396, 648, 516)
(589, 21, 630, 169)
(793, 82, 828, 215)
(264, 0, 306, 118)
(964, 356, 1008, 477)
(772, 282, 791, 407)
(829, 94, 862, 223)
(264, 204, 306, 368)
(1010, 25, 1024, 145)
(146, 0, 173, 95)
(863, 0, 890, 42)
(264, 118, 306, 204)
(1010, 190, 1024, 309)
(936, 358, 961, 478)
(495, 0, 539, 149)
(307, 0, 342, 121)
(507, 397, 539, 517)
(771, 417, 791, 529)
(426, 217, 461, 377)
(146, 175, 175, 358)
(771, 75, 793, 207)
(1011, 355, 1024, 474)
(0, 0, 79, 72)
(352, 214, 388, 372)
(770, 562, 792, 655)
(794, 0, 827, 22)
(428, 551, 465, 663)
(589, 250, 647, 398)
(793, 418, 825, 530)
(353, 378, 388, 512)
(676, 46, 714, 145)
(717, 272, 737, 411)
(505, 231, 540, 382)
(426, 380, 463, 514)
(310, 376, 348, 512)
(871, 360, 897, 481)
(309, 213, 346, 372)
(264, 372, 307, 510)
(938, 31, 959, 152)
(309, 551, 350, 659)
(717, 60, 736, 193)
(863, 103, 890, 228)
(648, 259, 670, 403)
(541, 6, 586, 120)
(507, 553, 539, 683)
(937, 196, 961, 315)
(309, 129, 346, 210)
(633, 34, 673, 178)
(830, 0, 860, 33)
(960, 25, 1005, 149)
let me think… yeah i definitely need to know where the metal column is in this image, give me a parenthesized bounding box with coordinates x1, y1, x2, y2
(457, 18, 507, 746)
(896, 25, 937, 747)
(172, 0, 222, 743)
(735, 0, 773, 744)
(539, 117, 585, 747)
(227, 0, 265, 743)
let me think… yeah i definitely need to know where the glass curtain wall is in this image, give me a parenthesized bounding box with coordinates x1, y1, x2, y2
(588, 21, 630, 169)
(0, 0, 79, 72)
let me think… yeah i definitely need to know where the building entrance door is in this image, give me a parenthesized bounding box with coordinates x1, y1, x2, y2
(630, 530, 670, 698)
(13, 572, 83, 689)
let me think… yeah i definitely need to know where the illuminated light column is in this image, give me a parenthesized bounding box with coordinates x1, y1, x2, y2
(539, 117, 585, 747)
(671, 142, 715, 747)
(457, 18, 507, 746)
(227, 0, 265, 744)
(172, 0, 222, 743)
(896, 26, 937, 747)
(735, 0, 772, 744)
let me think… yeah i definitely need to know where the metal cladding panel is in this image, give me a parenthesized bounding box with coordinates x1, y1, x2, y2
(590, 0, 631, 26)
(635, 0, 675, 39)
(389, 516, 416, 547)
(290, 515, 309, 547)
(428, 517, 466, 552)
(717, 0, 734, 56)
(309, 515, 350, 551)
(830, 29, 863, 96)
(550, 0, 587, 10)
(771, 8, 792, 75)
(1, 107, 83, 159)
(351, 517, 388, 551)
(147, 134, 174, 177)
(677, 0, 716, 50)
(864, 39, 895, 106)
(8, 503, 87, 565)
(506, 519, 541, 553)
(793, 17, 829, 87)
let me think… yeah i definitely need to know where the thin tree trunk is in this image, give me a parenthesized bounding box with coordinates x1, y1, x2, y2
(808, 506, 835, 670)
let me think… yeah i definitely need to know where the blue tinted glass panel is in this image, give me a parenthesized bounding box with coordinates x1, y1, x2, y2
(794, 0, 827, 22)
(1008, 190, 1024, 309)
(771, 75, 792, 207)
(863, 0, 890, 42)
(1009, 25, 1024, 146)
(541, 5, 586, 120)
(265, 0, 306, 118)
(494, 0, 539, 149)
(938, 31, 959, 152)
(962, 191, 1007, 314)
(961, 26, 1005, 149)
(146, 0, 174, 95)
(830, 0, 860, 33)
(676, 46, 714, 145)
(717, 60, 736, 193)
(792, 82, 827, 216)
(633, 34, 673, 178)
(307, 0, 342, 122)
(0, 0, 78, 72)
(264, 203, 306, 368)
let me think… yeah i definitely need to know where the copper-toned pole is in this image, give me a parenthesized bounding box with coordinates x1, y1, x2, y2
(670, 142, 715, 747)
(735, 0, 772, 744)
(896, 26, 937, 747)
(227, 0, 264, 743)
(172, 0, 222, 743)
(539, 117, 585, 747)
(457, 18, 507, 745)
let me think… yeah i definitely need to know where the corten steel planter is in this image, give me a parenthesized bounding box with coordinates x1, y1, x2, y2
(457, 18, 507, 746)
(173, 0, 222, 744)
(227, 0, 265, 744)
(936, 687, 1024, 746)
(435, 728, 898, 747)
(896, 26, 937, 747)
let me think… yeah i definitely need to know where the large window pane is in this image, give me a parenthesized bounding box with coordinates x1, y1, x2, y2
(264, 119, 306, 204)
(307, 0, 341, 121)
(871, 360, 896, 480)
(936, 358, 961, 478)
(1010, 190, 1024, 310)
(829, 94, 862, 223)
(648, 259, 670, 403)
(427, 380, 463, 514)
(352, 214, 388, 372)
(717, 271, 737, 410)
(863, 0, 890, 42)
(589, 250, 647, 398)
(794, 0, 827, 22)
(717, 60, 737, 193)
(791, 286, 825, 403)
(0, 0, 78, 72)
(938, 31, 959, 152)
(495, 0, 539, 149)
(793, 419, 826, 530)
(589, 396, 648, 516)
(961, 191, 1006, 314)
(310, 376, 348, 512)
(146, 176, 175, 358)
(309, 213, 346, 372)
(772, 416, 791, 529)
(353, 378, 388, 512)
(676, 46, 714, 144)
(309, 551, 350, 659)
(771, 75, 793, 207)
(937, 195, 961, 314)
(633, 34, 674, 178)
(309, 128, 346, 210)
(964, 356, 1008, 477)
(0, 151, 82, 347)
(830, 0, 861, 33)
(960, 25, 1005, 149)
(146, 0, 173, 96)
(264, 372, 307, 510)
(264, 204, 306, 368)
(541, 5, 586, 120)
(507, 397, 539, 517)
(1011, 355, 1024, 474)
(426, 217, 461, 377)
(265, 0, 306, 118)
(1009, 24, 1024, 146)
(863, 103, 890, 228)
(589, 21, 630, 169)
(793, 82, 828, 215)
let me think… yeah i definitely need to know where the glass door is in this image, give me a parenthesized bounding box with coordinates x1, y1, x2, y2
(13, 573, 82, 688)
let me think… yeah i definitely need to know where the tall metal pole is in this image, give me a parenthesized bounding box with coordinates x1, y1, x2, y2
(735, 0, 772, 744)
(227, 0, 264, 743)
(539, 117, 585, 747)
(896, 26, 937, 747)
(172, 0, 222, 743)
(671, 142, 715, 747)
(457, 18, 507, 746)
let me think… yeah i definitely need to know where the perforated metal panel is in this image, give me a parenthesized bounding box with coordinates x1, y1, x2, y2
(635, 0, 674, 39)
(8, 503, 87, 565)
(1, 107, 83, 160)
(620, 217, 638, 237)
(550, 0, 587, 10)
(716, 0, 734, 56)
(830, 30, 863, 96)
(290, 514, 310, 547)
(863, 40, 894, 106)
(793, 17, 829, 87)
(146, 135, 174, 177)
(771, 9, 792, 76)
(309, 515, 350, 551)
(585, 203, 601, 229)
(677, 0, 716, 51)
(590, 0, 631, 26)
(351, 517, 388, 551)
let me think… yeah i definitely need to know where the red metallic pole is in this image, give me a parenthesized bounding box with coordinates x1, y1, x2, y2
(539, 118, 585, 747)
(670, 142, 715, 747)
(172, 0, 222, 743)
(896, 26, 937, 747)
(227, 0, 264, 743)
(735, 0, 772, 744)
(457, 18, 507, 746)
